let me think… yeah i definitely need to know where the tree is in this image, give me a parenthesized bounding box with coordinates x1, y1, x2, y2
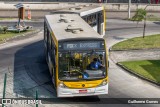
(132, 9, 147, 21)
(132, 8, 147, 38)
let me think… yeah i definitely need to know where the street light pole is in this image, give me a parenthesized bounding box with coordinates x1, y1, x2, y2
(128, 0, 131, 19)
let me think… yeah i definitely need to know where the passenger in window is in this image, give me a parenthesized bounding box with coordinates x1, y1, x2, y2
(90, 58, 104, 70)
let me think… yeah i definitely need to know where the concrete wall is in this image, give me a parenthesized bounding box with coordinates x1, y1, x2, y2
(0, 2, 85, 10)
(0, 2, 160, 11)
(104, 4, 160, 11)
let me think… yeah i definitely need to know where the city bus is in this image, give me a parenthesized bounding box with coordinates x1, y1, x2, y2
(44, 14, 108, 97)
(52, 4, 106, 36)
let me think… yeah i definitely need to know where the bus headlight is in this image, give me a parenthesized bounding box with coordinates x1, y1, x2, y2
(59, 82, 68, 88)
(98, 79, 107, 87)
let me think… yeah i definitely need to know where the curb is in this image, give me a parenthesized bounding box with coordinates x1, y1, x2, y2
(109, 47, 160, 52)
(116, 63, 160, 86)
(1, 29, 41, 44)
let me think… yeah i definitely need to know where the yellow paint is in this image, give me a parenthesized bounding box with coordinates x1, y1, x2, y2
(102, 6, 106, 32)
(63, 79, 104, 88)
(104, 40, 109, 77)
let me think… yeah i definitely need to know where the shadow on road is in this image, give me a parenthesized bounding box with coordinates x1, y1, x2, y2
(153, 22, 160, 25)
(112, 36, 126, 40)
(13, 40, 55, 98)
(106, 26, 143, 31)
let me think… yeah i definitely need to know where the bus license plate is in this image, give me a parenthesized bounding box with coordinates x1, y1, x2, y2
(79, 89, 87, 93)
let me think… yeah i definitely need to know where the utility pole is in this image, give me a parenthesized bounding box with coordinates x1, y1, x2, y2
(128, 0, 131, 19)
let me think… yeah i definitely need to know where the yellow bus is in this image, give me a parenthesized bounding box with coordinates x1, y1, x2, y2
(44, 14, 108, 97)
(52, 4, 106, 36)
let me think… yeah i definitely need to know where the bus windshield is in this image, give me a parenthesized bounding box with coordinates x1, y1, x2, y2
(58, 50, 106, 80)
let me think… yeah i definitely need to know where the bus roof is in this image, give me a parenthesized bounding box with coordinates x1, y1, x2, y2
(45, 14, 103, 41)
(51, 5, 103, 16)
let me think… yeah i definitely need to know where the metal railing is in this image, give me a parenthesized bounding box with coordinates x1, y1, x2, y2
(2, 73, 7, 107)
(1, 73, 39, 107)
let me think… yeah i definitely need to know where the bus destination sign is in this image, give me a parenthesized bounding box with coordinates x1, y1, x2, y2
(60, 41, 104, 50)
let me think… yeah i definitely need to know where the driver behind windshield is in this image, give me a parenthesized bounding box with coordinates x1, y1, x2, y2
(90, 58, 104, 70)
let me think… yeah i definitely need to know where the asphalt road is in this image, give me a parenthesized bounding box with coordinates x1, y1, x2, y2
(0, 19, 160, 107)
(106, 19, 160, 48)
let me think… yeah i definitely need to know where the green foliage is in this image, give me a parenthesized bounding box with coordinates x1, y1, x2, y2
(0, 26, 3, 33)
(119, 60, 160, 83)
(0, 30, 32, 44)
(0, 26, 8, 34)
(111, 34, 160, 50)
(3, 26, 8, 34)
(132, 9, 147, 21)
(146, 14, 160, 21)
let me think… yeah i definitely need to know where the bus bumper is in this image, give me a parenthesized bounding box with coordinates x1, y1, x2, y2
(57, 84, 108, 97)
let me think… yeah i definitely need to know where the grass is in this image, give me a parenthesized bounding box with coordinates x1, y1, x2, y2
(0, 18, 15, 20)
(111, 34, 160, 50)
(0, 30, 33, 43)
(129, 18, 160, 21)
(129, 15, 160, 21)
(119, 60, 160, 83)
(0, 18, 38, 21)
(147, 17, 160, 21)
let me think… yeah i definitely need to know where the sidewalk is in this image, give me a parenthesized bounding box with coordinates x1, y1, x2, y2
(110, 49, 160, 63)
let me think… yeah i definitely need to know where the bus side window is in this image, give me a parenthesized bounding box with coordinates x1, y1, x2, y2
(51, 40, 56, 66)
(99, 11, 104, 23)
(51, 40, 56, 78)
(46, 31, 50, 62)
(47, 32, 53, 63)
(47, 31, 50, 49)
(44, 22, 48, 55)
(82, 16, 87, 22)
(44, 22, 48, 43)
(49, 33, 52, 50)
